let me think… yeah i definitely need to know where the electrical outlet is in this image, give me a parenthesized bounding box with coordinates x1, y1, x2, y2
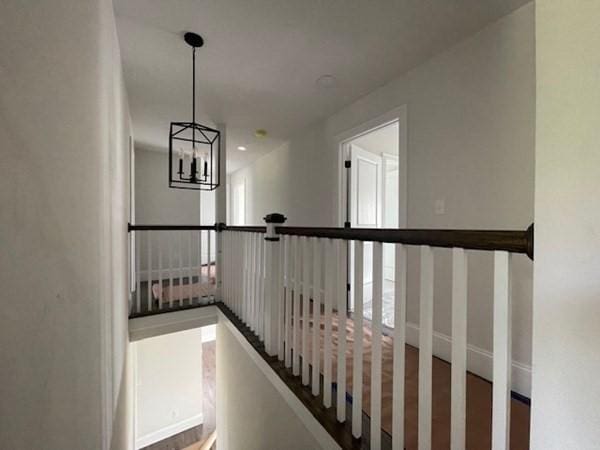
(434, 199, 446, 215)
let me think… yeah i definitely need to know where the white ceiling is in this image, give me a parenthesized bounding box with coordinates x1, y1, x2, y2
(114, 0, 529, 174)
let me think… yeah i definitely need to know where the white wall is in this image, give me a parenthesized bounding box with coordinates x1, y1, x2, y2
(216, 321, 330, 450)
(531, 1, 600, 447)
(230, 3, 535, 394)
(135, 147, 200, 224)
(0, 1, 132, 449)
(134, 328, 203, 448)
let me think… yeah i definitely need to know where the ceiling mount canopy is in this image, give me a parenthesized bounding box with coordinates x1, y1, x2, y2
(184, 32, 204, 48)
(169, 31, 220, 191)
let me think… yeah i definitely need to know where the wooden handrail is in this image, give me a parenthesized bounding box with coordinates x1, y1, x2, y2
(277, 224, 534, 259)
(128, 223, 217, 231)
(129, 222, 534, 259)
(221, 225, 267, 233)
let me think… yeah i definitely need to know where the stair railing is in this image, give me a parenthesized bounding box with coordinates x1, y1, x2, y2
(220, 213, 533, 450)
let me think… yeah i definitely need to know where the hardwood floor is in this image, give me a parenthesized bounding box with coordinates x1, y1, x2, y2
(141, 340, 216, 450)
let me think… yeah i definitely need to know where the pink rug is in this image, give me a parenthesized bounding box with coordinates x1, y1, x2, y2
(152, 265, 216, 303)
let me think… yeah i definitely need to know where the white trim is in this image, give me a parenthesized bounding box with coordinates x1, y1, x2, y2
(135, 413, 204, 449)
(131, 343, 138, 450)
(404, 321, 531, 398)
(218, 310, 342, 450)
(129, 306, 218, 342)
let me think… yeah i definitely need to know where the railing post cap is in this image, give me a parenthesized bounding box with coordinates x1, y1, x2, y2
(263, 213, 287, 224)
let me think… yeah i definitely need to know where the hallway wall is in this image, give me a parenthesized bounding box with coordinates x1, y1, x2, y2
(216, 320, 331, 450)
(134, 328, 203, 448)
(0, 1, 133, 449)
(230, 3, 535, 394)
(135, 147, 201, 225)
(531, 0, 600, 447)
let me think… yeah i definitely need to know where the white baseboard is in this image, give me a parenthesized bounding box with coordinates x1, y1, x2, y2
(135, 413, 203, 449)
(404, 322, 531, 398)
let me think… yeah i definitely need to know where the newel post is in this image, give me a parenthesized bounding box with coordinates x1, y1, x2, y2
(263, 213, 287, 356)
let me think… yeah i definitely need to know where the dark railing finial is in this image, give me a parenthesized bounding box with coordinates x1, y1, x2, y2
(526, 223, 534, 260)
(264, 212, 287, 241)
(263, 213, 287, 224)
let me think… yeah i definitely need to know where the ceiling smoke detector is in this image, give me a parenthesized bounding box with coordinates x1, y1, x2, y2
(316, 74, 337, 89)
(255, 129, 267, 138)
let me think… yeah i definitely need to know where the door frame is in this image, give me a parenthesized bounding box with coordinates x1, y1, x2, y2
(336, 105, 408, 230)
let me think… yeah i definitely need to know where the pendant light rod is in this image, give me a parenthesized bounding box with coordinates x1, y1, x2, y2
(184, 32, 204, 150)
(192, 46, 196, 149)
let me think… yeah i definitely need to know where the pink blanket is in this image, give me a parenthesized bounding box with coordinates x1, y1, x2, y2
(152, 282, 215, 303)
(151, 265, 216, 303)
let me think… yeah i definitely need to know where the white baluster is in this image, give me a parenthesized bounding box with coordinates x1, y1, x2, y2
(311, 237, 322, 396)
(248, 233, 255, 328)
(392, 244, 407, 450)
(206, 231, 216, 288)
(258, 235, 265, 340)
(284, 235, 292, 368)
(337, 239, 347, 423)
(371, 241, 383, 450)
(278, 235, 286, 361)
(238, 234, 242, 312)
(293, 236, 301, 376)
(418, 245, 434, 450)
(251, 233, 258, 332)
(199, 230, 203, 302)
(352, 240, 364, 438)
(158, 232, 163, 309)
(451, 248, 468, 450)
(179, 231, 184, 305)
(244, 233, 250, 323)
(258, 234, 267, 341)
(147, 230, 152, 312)
(302, 236, 311, 385)
(238, 232, 243, 314)
(257, 234, 262, 336)
(255, 234, 261, 334)
(245, 233, 251, 324)
(224, 231, 229, 306)
(188, 230, 193, 303)
(135, 231, 140, 314)
(168, 232, 174, 308)
(492, 251, 512, 450)
(323, 238, 334, 408)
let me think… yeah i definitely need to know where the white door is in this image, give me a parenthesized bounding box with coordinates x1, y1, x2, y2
(350, 145, 382, 284)
(351, 145, 382, 228)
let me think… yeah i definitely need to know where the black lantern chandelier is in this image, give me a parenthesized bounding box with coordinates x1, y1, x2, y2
(169, 32, 220, 190)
